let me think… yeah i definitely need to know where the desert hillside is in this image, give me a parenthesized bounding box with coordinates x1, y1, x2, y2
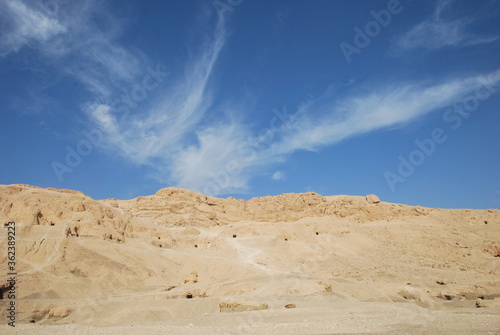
(0, 184, 499, 334)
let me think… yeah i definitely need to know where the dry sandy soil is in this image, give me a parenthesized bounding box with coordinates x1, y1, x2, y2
(0, 184, 499, 334)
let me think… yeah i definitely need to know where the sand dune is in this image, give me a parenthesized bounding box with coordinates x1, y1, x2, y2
(0, 184, 499, 334)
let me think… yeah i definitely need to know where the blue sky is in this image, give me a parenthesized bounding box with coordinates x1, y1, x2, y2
(1, 0, 499, 209)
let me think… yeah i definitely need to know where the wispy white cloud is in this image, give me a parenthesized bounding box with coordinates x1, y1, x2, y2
(86, 14, 227, 166)
(0, 0, 66, 55)
(270, 71, 500, 155)
(392, 0, 498, 52)
(1, 0, 144, 99)
(272, 171, 285, 180)
(168, 69, 500, 195)
(170, 122, 254, 193)
(5, 1, 500, 197)
(1, 0, 233, 191)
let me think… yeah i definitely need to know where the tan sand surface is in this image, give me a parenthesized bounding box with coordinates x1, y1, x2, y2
(0, 184, 499, 334)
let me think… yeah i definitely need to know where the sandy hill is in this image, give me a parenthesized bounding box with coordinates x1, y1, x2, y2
(0, 184, 499, 334)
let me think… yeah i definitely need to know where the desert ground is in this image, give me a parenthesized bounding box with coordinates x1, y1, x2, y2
(0, 184, 499, 334)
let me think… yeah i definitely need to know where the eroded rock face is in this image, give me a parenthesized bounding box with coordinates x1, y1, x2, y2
(1, 184, 499, 326)
(1, 184, 127, 239)
(105, 187, 435, 226)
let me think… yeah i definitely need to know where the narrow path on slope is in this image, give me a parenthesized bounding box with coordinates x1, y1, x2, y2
(225, 236, 268, 271)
